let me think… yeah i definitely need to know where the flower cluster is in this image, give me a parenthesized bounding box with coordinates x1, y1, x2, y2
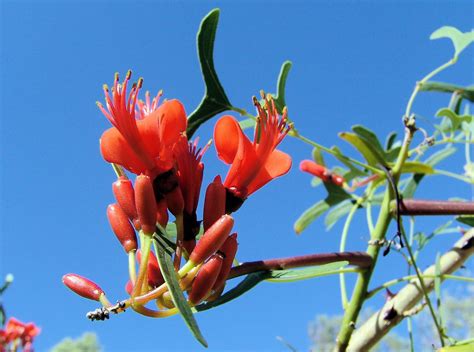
(0, 318, 40, 352)
(63, 72, 291, 317)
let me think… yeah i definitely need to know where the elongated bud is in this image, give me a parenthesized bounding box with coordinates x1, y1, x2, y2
(212, 233, 238, 291)
(203, 175, 226, 231)
(107, 203, 137, 253)
(135, 174, 157, 234)
(189, 214, 234, 265)
(189, 254, 223, 304)
(165, 187, 184, 216)
(113, 176, 138, 223)
(62, 274, 104, 301)
(156, 199, 169, 228)
(300, 160, 345, 186)
(137, 250, 164, 287)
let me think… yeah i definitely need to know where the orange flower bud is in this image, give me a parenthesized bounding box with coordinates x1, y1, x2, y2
(107, 203, 137, 253)
(135, 174, 157, 234)
(137, 250, 164, 287)
(300, 160, 345, 186)
(62, 274, 104, 301)
(188, 253, 223, 305)
(189, 214, 234, 265)
(112, 176, 138, 223)
(212, 233, 238, 291)
(203, 175, 226, 231)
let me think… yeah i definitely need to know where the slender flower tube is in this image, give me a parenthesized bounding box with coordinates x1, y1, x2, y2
(137, 250, 164, 288)
(98, 72, 187, 179)
(300, 160, 345, 186)
(135, 175, 157, 235)
(214, 95, 292, 212)
(112, 176, 139, 228)
(107, 203, 137, 253)
(62, 274, 105, 301)
(212, 233, 238, 292)
(188, 253, 224, 305)
(203, 175, 226, 232)
(187, 215, 234, 266)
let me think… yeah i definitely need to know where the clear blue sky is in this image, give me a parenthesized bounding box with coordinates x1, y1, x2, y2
(1, 1, 473, 351)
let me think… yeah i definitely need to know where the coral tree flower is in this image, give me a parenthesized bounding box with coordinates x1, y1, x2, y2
(214, 95, 291, 211)
(0, 317, 40, 351)
(98, 71, 187, 179)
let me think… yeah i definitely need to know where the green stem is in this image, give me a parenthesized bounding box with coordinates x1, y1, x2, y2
(366, 274, 474, 299)
(229, 105, 257, 120)
(266, 268, 359, 283)
(407, 317, 415, 352)
(128, 250, 137, 284)
(405, 58, 457, 117)
(339, 202, 361, 309)
(111, 163, 126, 178)
(132, 233, 152, 299)
(434, 169, 474, 183)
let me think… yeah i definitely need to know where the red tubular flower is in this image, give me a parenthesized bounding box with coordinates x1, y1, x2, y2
(134, 174, 157, 234)
(107, 203, 137, 253)
(112, 176, 139, 228)
(189, 214, 234, 265)
(174, 136, 209, 240)
(137, 250, 164, 288)
(212, 233, 238, 292)
(98, 71, 187, 179)
(214, 95, 292, 212)
(299, 160, 345, 186)
(3, 318, 40, 350)
(203, 175, 226, 232)
(62, 274, 104, 301)
(188, 253, 224, 305)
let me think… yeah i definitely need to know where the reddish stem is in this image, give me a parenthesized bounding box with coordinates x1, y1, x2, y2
(399, 199, 474, 216)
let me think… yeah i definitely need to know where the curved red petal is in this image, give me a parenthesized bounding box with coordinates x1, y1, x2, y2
(247, 149, 292, 195)
(157, 99, 187, 146)
(214, 115, 241, 164)
(100, 128, 148, 174)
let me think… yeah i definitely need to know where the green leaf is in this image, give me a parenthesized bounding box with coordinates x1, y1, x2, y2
(399, 161, 434, 174)
(154, 240, 207, 347)
(438, 344, 474, 352)
(294, 185, 351, 234)
(436, 108, 472, 132)
(456, 215, 474, 226)
(339, 132, 387, 167)
(430, 26, 474, 58)
(312, 147, 325, 166)
(402, 147, 456, 198)
(195, 271, 272, 312)
(272, 61, 292, 114)
(311, 177, 323, 188)
(187, 9, 232, 138)
(331, 146, 367, 177)
(385, 146, 402, 163)
(324, 200, 356, 230)
(385, 132, 398, 150)
(238, 118, 256, 130)
(352, 125, 386, 160)
(419, 82, 474, 102)
(268, 261, 349, 283)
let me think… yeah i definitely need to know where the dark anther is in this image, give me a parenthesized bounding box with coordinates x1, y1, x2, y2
(225, 188, 246, 213)
(183, 211, 200, 241)
(153, 169, 179, 199)
(383, 306, 398, 321)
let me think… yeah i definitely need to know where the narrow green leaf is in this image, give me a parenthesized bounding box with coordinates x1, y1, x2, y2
(312, 147, 325, 166)
(268, 261, 349, 282)
(385, 146, 402, 163)
(402, 147, 456, 198)
(339, 132, 387, 167)
(331, 146, 367, 177)
(310, 177, 323, 188)
(294, 186, 351, 234)
(456, 215, 474, 226)
(154, 240, 208, 347)
(324, 200, 355, 230)
(273, 61, 292, 114)
(419, 81, 474, 102)
(187, 9, 232, 138)
(195, 271, 272, 312)
(352, 125, 386, 160)
(385, 132, 398, 150)
(430, 26, 474, 57)
(399, 161, 434, 174)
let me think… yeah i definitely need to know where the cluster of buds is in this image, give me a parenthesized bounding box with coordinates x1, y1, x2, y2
(0, 318, 40, 352)
(62, 72, 291, 319)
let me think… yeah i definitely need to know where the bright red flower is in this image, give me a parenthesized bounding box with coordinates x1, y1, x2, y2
(214, 95, 291, 206)
(2, 317, 40, 349)
(98, 71, 187, 179)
